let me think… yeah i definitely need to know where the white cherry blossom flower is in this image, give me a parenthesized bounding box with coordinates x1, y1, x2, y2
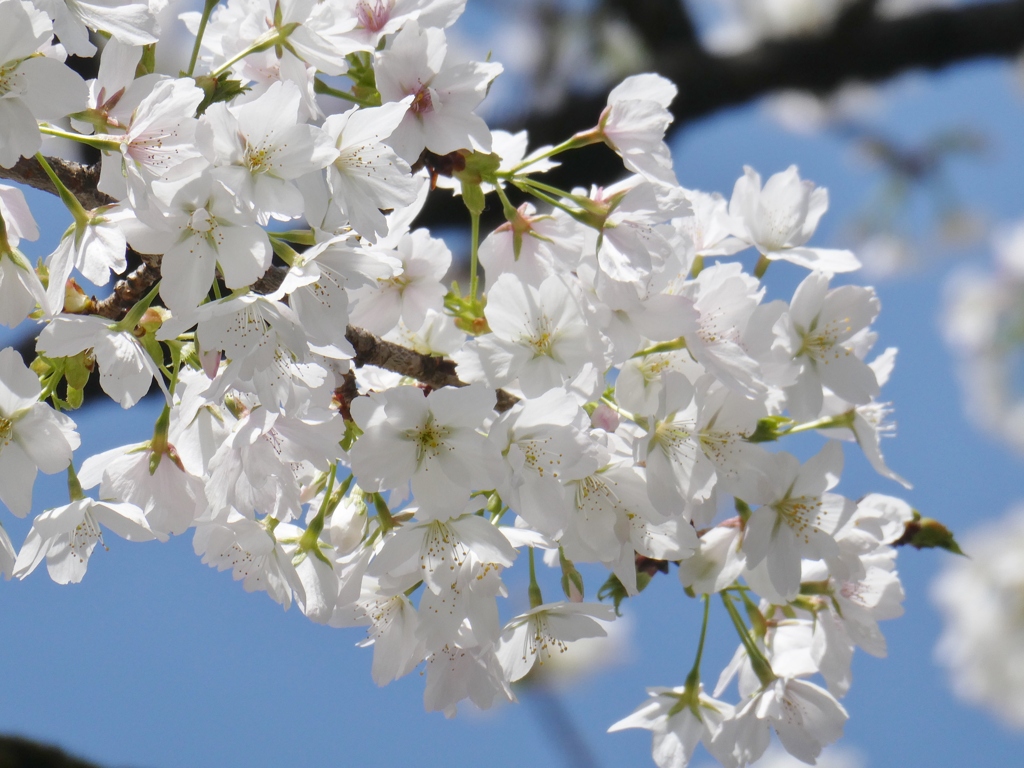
(595, 73, 678, 188)
(349, 383, 502, 514)
(374, 21, 502, 162)
(777, 270, 881, 420)
(0, 347, 80, 517)
(37, 315, 167, 409)
(97, 75, 205, 205)
(729, 166, 860, 273)
(742, 442, 855, 601)
(609, 685, 734, 768)
(34, 0, 159, 58)
(14, 497, 162, 584)
(350, 228, 450, 335)
(0, 0, 87, 167)
(714, 677, 848, 767)
(455, 273, 604, 398)
(193, 511, 305, 609)
(198, 80, 337, 223)
(317, 99, 420, 242)
(497, 601, 615, 682)
(124, 172, 272, 313)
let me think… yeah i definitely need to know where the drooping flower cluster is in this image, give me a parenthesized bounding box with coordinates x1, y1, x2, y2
(0, 1, 921, 765)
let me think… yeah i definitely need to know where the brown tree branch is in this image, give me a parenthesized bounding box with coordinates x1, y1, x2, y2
(0, 156, 112, 210)
(343, 324, 520, 412)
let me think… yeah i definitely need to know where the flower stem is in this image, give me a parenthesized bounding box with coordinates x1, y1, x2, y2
(469, 205, 480, 300)
(187, 0, 221, 77)
(721, 591, 776, 688)
(34, 154, 90, 224)
(528, 547, 544, 608)
(754, 254, 772, 279)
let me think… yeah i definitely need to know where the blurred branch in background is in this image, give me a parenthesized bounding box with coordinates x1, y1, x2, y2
(0, 735, 109, 768)
(415, 0, 1024, 227)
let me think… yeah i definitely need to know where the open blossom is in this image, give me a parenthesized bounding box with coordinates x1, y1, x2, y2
(314, 99, 420, 242)
(0, 347, 80, 517)
(455, 273, 604, 397)
(350, 227, 451, 335)
(714, 677, 849, 766)
(596, 73, 678, 188)
(609, 685, 735, 768)
(124, 172, 272, 313)
(14, 497, 162, 584)
(777, 270, 881, 420)
(496, 601, 615, 682)
(729, 166, 860, 274)
(198, 80, 337, 223)
(97, 76, 205, 204)
(349, 383, 502, 513)
(0, 0, 87, 167)
(37, 315, 168, 409)
(374, 20, 502, 162)
(742, 442, 855, 601)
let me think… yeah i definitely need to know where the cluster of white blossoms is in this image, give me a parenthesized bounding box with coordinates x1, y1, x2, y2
(0, 0, 920, 765)
(943, 221, 1024, 453)
(937, 222, 1024, 731)
(932, 504, 1024, 729)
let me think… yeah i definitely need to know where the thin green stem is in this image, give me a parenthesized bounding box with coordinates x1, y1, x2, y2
(506, 130, 601, 174)
(210, 27, 284, 77)
(528, 547, 544, 609)
(754, 254, 772, 279)
(630, 336, 687, 359)
(372, 492, 395, 535)
(34, 153, 89, 223)
(721, 592, 775, 688)
(669, 595, 712, 717)
(300, 464, 337, 550)
(313, 77, 378, 107)
(511, 181, 579, 218)
(38, 125, 120, 153)
(469, 206, 480, 300)
(187, 0, 221, 76)
(686, 595, 711, 687)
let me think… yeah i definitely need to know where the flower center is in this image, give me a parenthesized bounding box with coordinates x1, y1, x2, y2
(188, 206, 215, 235)
(0, 415, 12, 449)
(798, 316, 853, 361)
(356, 0, 395, 32)
(410, 86, 434, 115)
(772, 495, 826, 543)
(406, 419, 451, 463)
(245, 142, 272, 174)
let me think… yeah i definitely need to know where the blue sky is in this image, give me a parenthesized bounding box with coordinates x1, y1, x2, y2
(2, 31, 1024, 768)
